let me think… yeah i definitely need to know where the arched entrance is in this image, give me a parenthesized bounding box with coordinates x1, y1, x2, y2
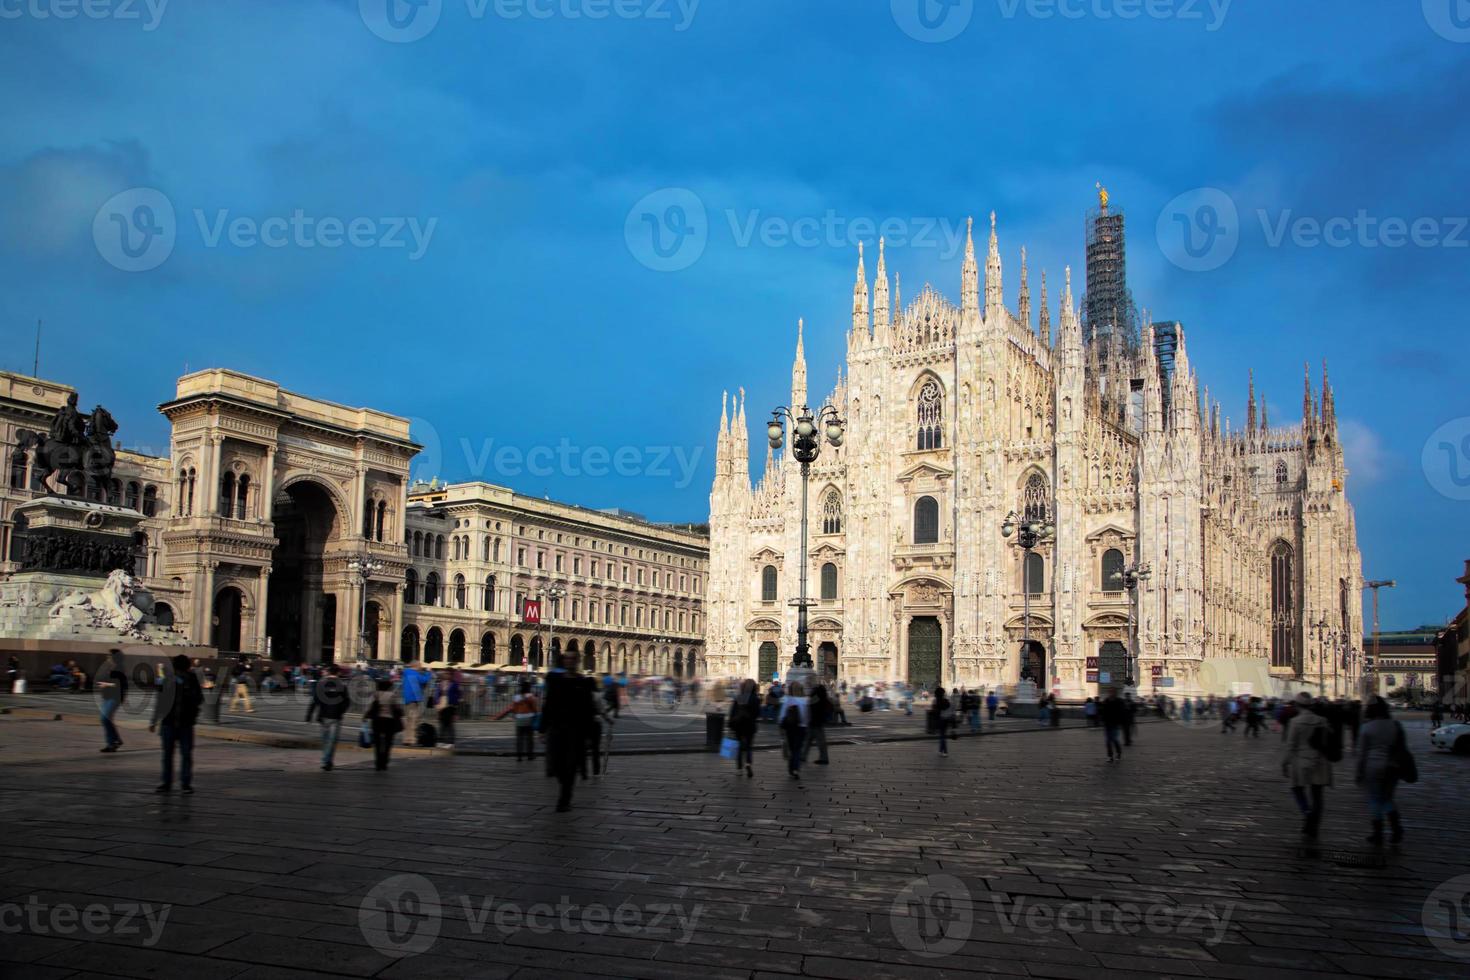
(267, 480, 338, 662)
(674, 649, 684, 678)
(529, 636, 543, 669)
(153, 602, 176, 628)
(1019, 639, 1047, 686)
(906, 617, 941, 692)
(816, 641, 838, 683)
(424, 626, 444, 662)
(448, 629, 466, 664)
(364, 601, 382, 660)
(401, 626, 420, 662)
(480, 631, 496, 664)
(212, 587, 244, 654)
(1098, 641, 1128, 689)
(510, 634, 525, 667)
(758, 641, 779, 681)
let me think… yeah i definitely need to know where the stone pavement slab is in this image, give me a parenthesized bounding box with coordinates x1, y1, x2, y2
(0, 712, 1467, 979)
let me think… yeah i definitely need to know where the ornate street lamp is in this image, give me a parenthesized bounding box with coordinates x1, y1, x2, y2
(347, 555, 385, 663)
(1001, 508, 1055, 685)
(768, 403, 845, 678)
(1109, 562, 1151, 689)
(539, 585, 568, 669)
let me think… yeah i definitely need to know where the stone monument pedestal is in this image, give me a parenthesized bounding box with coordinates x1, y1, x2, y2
(784, 664, 819, 694)
(1006, 678, 1041, 717)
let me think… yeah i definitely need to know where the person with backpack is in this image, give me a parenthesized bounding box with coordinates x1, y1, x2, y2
(805, 684, 833, 766)
(1100, 688, 1126, 763)
(1355, 697, 1413, 845)
(728, 679, 760, 777)
(779, 681, 810, 779)
(431, 670, 462, 746)
(495, 681, 540, 761)
(149, 654, 204, 794)
(364, 679, 405, 771)
(1281, 692, 1336, 839)
(306, 663, 351, 770)
(931, 687, 952, 757)
(985, 689, 999, 721)
(540, 652, 597, 811)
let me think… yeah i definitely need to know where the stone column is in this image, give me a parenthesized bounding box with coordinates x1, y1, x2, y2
(260, 446, 276, 522)
(254, 566, 271, 656)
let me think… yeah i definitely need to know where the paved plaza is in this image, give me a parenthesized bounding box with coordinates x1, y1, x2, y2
(2, 709, 1469, 979)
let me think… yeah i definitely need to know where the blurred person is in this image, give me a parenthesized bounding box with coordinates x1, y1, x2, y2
(728, 679, 760, 777)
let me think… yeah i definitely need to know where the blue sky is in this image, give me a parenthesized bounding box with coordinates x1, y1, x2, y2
(1, 0, 1467, 629)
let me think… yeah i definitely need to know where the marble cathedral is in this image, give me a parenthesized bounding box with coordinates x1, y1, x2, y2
(705, 195, 1364, 699)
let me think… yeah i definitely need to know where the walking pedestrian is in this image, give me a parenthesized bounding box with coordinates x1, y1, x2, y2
(1356, 697, 1410, 845)
(228, 659, 254, 714)
(1084, 697, 1098, 727)
(1281, 692, 1336, 839)
(306, 664, 350, 770)
(400, 661, 432, 735)
(804, 684, 833, 766)
(1100, 688, 1126, 763)
(541, 652, 596, 811)
(583, 672, 608, 778)
(1122, 694, 1137, 746)
(1050, 694, 1062, 727)
(932, 687, 952, 757)
(495, 681, 540, 761)
(432, 670, 462, 746)
(965, 689, 982, 735)
(986, 689, 999, 721)
(364, 679, 404, 771)
(728, 679, 760, 777)
(97, 649, 128, 752)
(149, 654, 203, 794)
(779, 681, 810, 779)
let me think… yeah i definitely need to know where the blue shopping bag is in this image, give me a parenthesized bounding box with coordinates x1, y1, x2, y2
(719, 736, 739, 760)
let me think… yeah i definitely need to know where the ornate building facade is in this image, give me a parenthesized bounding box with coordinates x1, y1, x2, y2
(706, 201, 1364, 698)
(3, 369, 708, 670)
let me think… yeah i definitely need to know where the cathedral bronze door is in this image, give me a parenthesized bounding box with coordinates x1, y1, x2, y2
(907, 617, 941, 692)
(1098, 641, 1128, 689)
(758, 641, 779, 681)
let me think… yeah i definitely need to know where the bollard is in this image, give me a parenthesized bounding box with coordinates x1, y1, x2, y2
(704, 712, 725, 751)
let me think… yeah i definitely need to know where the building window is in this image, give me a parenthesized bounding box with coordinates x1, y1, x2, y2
(1270, 541, 1295, 669)
(821, 490, 843, 534)
(8, 450, 25, 490)
(1101, 548, 1125, 592)
(436, 535, 446, 559)
(425, 572, 440, 606)
(820, 562, 838, 600)
(484, 575, 496, 610)
(556, 553, 564, 572)
(454, 574, 467, 609)
(125, 481, 141, 511)
(404, 568, 418, 604)
(916, 379, 943, 450)
(761, 565, 778, 602)
(1276, 459, 1288, 485)
(142, 485, 158, 517)
(1025, 552, 1045, 595)
(914, 496, 939, 544)
(537, 551, 545, 570)
(1023, 473, 1050, 522)
(574, 557, 582, 575)
(518, 547, 526, 567)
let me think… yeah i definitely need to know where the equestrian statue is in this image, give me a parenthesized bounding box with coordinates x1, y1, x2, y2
(16, 392, 119, 497)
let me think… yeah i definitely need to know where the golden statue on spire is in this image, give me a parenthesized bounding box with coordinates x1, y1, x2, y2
(1096, 181, 1109, 211)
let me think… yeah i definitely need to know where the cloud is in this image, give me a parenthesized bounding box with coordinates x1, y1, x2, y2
(1338, 418, 1389, 485)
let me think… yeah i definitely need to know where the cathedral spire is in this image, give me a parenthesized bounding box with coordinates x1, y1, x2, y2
(873, 237, 890, 327)
(791, 319, 807, 411)
(851, 242, 869, 340)
(1246, 370, 1257, 432)
(1018, 247, 1031, 329)
(1038, 269, 1052, 347)
(984, 211, 1002, 314)
(961, 216, 979, 315)
(716, 390, 730, 479)
(1302, 361, 1315, 431)
(1058, 266, 1080, 347)
(1260, 401, 1269, 431)
(1322, 359, 1336, 432)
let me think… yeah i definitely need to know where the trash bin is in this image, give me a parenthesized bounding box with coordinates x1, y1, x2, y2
(705, 712, 725, 751)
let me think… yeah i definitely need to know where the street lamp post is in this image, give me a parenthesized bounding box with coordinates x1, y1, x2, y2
(347, 555, 385, 663)
(539, 585, 567, 669)
(1110, 562, 1152, 690)
(1001, 508, 1056, 686)
(767, 403, 846, 680)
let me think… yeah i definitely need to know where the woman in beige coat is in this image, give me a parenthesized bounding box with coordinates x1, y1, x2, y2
(1281, 692, 1334, 839)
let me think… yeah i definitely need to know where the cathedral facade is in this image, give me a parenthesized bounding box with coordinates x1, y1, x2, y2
(706, 202, 1364, 700)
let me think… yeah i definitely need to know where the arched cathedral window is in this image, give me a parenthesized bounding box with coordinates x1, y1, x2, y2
(1275, 460, 1288, 485)
(1270, 541, 1295, 669)
(1101, 548, 1125, 592)
(761, 565, 778, 602)
(916, 379, 943, 450)
(913, 496, 939, 544)
(821, 491, 842, 534)
(1023, 473, 1050, 522)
